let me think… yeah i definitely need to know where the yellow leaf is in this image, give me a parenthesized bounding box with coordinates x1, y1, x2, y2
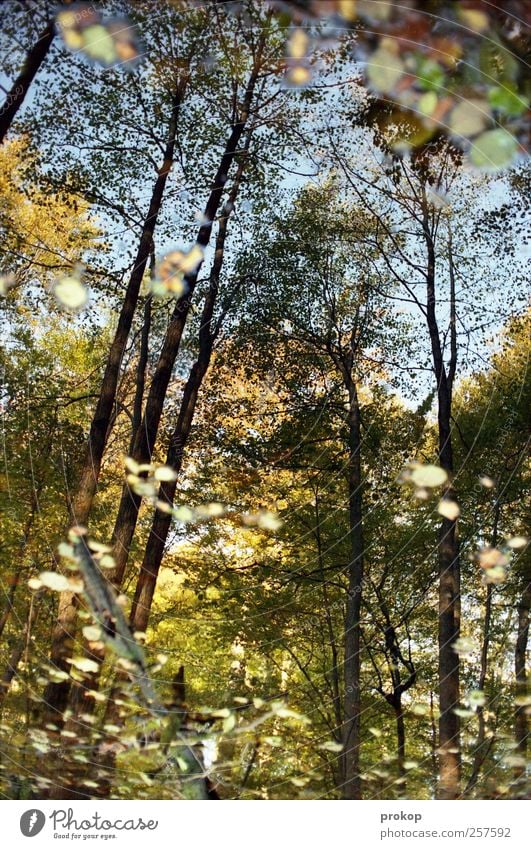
(457, 8, 490, 32)
(288, 28, 308, 60)
(410, 464, 448, 488)
(287, 66, 311, 87)
(68, 657, 99, 673)
(154, 465, 178, 482)
(437, 499, 460, 520)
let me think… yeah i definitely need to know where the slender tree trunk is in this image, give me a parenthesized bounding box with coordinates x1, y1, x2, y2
(42, 77, 189, 722)
(130, 177, 239, 633)
(315, 496, 342, 735)
(395, 701, 406, 778)
(130, 289, 153, 451)
(430, 689, 438, 785)
(465, 502, 499, 795)
(0, 596, 39, 707)
(67, 162, 243, 724)
(424, 210, 461, 799)
(0, 19, 55, 143)
(108, 51, 264, 589)
(341, 376, 364, 799)
(514, 562, 530, 785)
(0, 503, 37, 640)
(85, 188, 243, 796)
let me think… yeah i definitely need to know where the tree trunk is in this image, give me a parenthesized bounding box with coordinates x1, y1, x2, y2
(66, 160, 244, 724)
(0, 19, 55, 143)
(423, 210, 460, 799)
(0, 597, 39, 707)
(130, 289, 153, 451)
(514, 562, 530, 786)
(129, 168, 242, 634)
(0, 502, 37, 640)
(108, 51, 264, 589)
(465, 502, 499, 795)
(341, 377, 364, 799)
(42, 76, 189, 722)
(395, 701, 406, 779)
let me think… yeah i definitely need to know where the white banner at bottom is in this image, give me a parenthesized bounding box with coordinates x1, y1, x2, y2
(4, 799, 529, 848)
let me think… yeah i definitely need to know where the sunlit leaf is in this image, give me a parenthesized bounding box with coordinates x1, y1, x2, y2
(173, 505, 195, 522)
(469, 129, 519, 171)
(477, 547, 508, 570)
(484, 565, 507, 585)
(468, 690, 486, 707)
(452, 637, 475, 657)
(410, 464, 448, 488)
(488, 85, 528, 117)
(223, 713, 236, 733)
(68, 657, 99, 673)
(453, 707, 475, 718)
(417, 91, 438, 117)
(437, 499, 460, 520)
(457, 8, 489, 33)
(81, 25, 116, 65)
(54, 274, 88, 311)
(82, 626, 102, 641)
(319, 741, 344, 752)
(286, 65, 312, 87)
(410, 704, 429, 716)
(154, 465, 178, 482)
(288, 28, 308, 60)
(38, 572, 70, 592)
(195, 502, 225, 518)
(507, 536, 528, 550)
(125, 457, 140, 474)
(338, 0, 358, 22)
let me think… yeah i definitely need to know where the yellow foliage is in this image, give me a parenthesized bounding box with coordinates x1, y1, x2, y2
(0, 136, 100, 290)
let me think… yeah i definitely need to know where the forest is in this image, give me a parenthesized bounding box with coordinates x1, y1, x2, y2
(0, 0, 529, 802)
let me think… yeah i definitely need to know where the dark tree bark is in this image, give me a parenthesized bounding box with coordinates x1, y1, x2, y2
(422, 208, 461, 799)
(108, 43, 266, 589)
(66, 151, 246, 724)
(0, 596, 39, 706)
(0, 19, 55, 144)
(371, 587, 417, 789)
(130, 287, 153, 450)
(514, 560, 530, 786)
(341, 375, 364, 799)
(128, 166, 244, 633)
(465, 501, 499, 795)
(0, 502, 38, 641)
(42, 75, 189, 722)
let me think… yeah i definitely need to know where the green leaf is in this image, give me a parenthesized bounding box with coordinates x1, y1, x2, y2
(488, 85, 528, 117)
(416, 57, 445, 92)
